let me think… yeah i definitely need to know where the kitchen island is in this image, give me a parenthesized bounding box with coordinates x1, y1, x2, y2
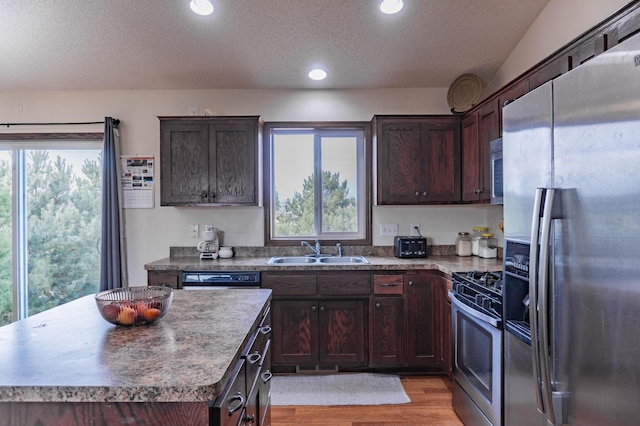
(0, 289, 272, 425)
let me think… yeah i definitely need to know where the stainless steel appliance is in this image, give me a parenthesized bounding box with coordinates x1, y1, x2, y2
(450, 270, 503, 426)
(502, 31, 640, 425)
(489, 138, 503, 205)
(181, 271, 260, 289)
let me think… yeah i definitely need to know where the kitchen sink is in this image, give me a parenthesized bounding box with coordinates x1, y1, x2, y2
(318, 256, 369, 264)
(266, 256, 368, 265)
(267, 256, 317, 264)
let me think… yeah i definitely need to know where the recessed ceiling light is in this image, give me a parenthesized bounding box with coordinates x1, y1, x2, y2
(308, 69, 327, 81)
(190, 0, 214, 16)
(379, 0, 404, 15)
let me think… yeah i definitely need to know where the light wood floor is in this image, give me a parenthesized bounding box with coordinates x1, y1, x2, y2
(271, 375, 464, 426)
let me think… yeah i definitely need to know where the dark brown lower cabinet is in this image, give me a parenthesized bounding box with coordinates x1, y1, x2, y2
(369, 272, 444, 370)
(370, 295, 404, 367)
(405, 272, 443, 368)
(271, 299, 367, 368)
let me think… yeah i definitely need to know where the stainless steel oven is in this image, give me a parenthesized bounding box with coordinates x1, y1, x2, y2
(451, 271, 503, 426)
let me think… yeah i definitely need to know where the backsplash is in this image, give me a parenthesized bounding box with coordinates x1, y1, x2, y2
(169, 244, 496, 258)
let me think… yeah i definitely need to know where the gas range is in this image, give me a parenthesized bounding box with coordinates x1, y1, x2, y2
(451, 270, 503, 326)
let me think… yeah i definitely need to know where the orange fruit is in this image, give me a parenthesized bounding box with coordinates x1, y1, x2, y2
(117, 306, 137, 325)
(142, 308, 161, 321)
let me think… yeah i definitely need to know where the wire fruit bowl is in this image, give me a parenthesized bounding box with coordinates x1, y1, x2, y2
(95, 286, 173, 326)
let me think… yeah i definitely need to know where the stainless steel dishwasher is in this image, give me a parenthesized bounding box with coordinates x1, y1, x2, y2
(181, 271, 261, 289)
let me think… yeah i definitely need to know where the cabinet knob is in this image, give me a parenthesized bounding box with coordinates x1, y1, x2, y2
(408, 280, 414, 286)
(375, 302, 381, 308)
(210, 191, 216, 199)
(320, 306, 325, 312)
(422, 191, 427, 196)
(201, 191, 207, 199)
(311, 305, 317, 311)
(415, 192, 420, 197)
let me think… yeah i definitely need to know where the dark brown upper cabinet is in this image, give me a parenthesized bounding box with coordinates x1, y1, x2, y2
(374, 115, 461, 205)
(159, 116, 262, 206)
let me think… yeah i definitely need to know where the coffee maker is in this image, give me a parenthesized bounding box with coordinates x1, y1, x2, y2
(197, 226, 219, 260)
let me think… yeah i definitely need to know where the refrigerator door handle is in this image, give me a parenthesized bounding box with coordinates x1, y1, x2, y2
(529, 188, 545, 414)
(538, 188, 557, 425)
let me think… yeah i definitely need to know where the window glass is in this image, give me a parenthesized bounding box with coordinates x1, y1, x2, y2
(0, 143, 102, 326)
(266, 123, 369, 244)
(0, 151, 11, 326)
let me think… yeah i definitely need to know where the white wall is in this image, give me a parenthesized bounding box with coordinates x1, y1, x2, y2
(488, 0, 632, 92)
(0, 0, 626, 285)
(2, 88, 505, 284)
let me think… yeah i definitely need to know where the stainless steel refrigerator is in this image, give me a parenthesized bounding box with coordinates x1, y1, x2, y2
(501, 31, 640, 426)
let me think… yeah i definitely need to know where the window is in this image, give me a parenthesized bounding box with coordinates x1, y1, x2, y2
(264, 122, 371, 245)
(0, 134, 103, 326)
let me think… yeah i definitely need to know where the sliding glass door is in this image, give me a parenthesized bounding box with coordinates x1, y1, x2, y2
(0, 141, 102, 326)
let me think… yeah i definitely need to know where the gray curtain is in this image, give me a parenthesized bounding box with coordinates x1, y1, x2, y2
(100, 117, 128, 291)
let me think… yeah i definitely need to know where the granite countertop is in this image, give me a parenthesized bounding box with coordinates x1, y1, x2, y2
(0, 289, 272, 403)
(145, 254, 503, 276)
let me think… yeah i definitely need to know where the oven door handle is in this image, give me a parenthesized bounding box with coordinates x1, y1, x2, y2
(449, 291, 499, 328)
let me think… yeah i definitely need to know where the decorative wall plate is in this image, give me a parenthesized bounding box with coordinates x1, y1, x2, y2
(447, 73, 484, 113)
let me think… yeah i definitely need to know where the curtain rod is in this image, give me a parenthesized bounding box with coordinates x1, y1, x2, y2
(1, 119, 119, 128)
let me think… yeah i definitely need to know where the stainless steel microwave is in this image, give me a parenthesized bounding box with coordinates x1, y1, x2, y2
(490, 138, 503, 204)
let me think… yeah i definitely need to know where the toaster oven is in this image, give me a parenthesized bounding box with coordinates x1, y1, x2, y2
(394, 236, 428, 258)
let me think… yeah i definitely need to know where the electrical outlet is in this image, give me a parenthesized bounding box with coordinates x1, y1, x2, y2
(380, 223, 398, 237)
(189, 224, 199, 238)
(410, 224, 420, 236)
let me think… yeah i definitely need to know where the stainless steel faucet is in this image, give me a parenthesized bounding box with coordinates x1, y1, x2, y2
(336, 242, 342, 257)
(301, 239, 321, 256)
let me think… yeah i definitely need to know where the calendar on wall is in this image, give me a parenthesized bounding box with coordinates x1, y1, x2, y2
(121, 155, 154, 208)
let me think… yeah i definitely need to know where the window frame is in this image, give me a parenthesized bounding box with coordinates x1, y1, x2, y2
(0, 132, 103, 323)
(263, 121, 372, 246)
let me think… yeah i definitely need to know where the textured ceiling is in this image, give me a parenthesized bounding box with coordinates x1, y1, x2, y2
(0, 0, 550, 91)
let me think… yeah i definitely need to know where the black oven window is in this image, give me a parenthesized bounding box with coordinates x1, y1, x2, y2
(457, 315, 494, 401)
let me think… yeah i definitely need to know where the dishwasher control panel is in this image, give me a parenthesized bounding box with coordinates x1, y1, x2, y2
(182, 271, 261, 286)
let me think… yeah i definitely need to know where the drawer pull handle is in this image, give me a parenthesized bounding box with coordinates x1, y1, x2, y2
(260, 325, 272, 335)
(375, 303, 381, 308)
(247, 352, 262, 364)
(227, 391, 244, 415)
(379, 283, 398, 287)
(243, 414, 256, 424)
(261, 370, 273, 383)
(408, 280, 414, 286)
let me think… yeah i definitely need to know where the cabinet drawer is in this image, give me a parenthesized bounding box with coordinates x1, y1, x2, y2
(373, 275, 404, 295)
(318, 273, 371, 295)
(245, 314, 271, 390)
(210, 359, 246, 426)
(262, 273, 317, 296)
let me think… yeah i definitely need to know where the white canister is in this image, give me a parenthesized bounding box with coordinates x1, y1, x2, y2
(218, 247, 233, 258)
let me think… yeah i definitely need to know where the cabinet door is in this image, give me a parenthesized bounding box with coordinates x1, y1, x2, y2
(405, 273, 443, 368)
(461, 112, 483, 202)
(318, 299, 367, 366)
(370, 296, 405, 367)
(160, 121, 209, 205)
(147, 270, 180, 289)
(209, 120, 259, 205)
(271, 300, 318, 365)
(421, 119, 461, 203)
(376, 120, 422, 204)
